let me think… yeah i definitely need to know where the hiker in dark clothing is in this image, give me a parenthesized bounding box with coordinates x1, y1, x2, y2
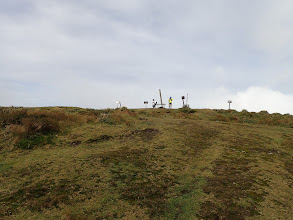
(152, 99, 157, 108)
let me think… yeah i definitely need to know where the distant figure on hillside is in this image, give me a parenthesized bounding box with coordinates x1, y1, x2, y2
(168, 97, 173, 109)
(152, 99, 157, 108)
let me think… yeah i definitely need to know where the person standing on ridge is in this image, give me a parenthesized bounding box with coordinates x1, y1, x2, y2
(152, 99, 157, 108)
(168, 97, 173, 109)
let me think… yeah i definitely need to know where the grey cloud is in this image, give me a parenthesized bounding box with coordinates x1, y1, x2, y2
(0, 0, 293, 113)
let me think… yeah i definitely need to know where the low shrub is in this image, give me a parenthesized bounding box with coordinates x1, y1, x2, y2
(16, 134, 55, 150)
(0, 108, 28, 127)
(179, 107, 196, 114)
(99, 115, 115, 125)
(98, 108, 137, 126)
(101, 108, 112, 114)
(22, 117, 60, 135)
(259, 110, 269, 115)
(111, 114, 135, 127)
(83, 108, 102, 117)
(210, 109, 293, 127)
(118, 107, 137, 116)
(0, 108, 76, 149)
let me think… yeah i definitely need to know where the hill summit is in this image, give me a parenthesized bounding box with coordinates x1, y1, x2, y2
(1, 107, 292, 219)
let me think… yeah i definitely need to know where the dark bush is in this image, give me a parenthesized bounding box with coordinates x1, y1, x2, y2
(16, 134, 55, 149)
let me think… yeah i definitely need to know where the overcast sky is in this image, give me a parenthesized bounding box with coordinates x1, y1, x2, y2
(0, 0, 293, 114)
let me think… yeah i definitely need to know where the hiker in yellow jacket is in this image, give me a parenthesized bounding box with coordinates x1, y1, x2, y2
(168, 97, 173, 109)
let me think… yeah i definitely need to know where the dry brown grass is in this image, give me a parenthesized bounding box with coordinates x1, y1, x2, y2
(0, 108, 98, 150)
(0, 107, 292, 219)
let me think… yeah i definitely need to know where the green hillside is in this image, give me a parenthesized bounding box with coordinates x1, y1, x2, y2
(1, 107, 292, 219)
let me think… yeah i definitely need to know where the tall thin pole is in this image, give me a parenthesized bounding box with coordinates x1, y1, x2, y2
(159, 89, 163, 106)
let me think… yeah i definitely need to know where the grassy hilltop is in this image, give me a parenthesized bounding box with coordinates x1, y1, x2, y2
(0, 107, 292, 219)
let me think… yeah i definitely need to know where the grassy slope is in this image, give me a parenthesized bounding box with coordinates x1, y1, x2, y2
(0, 107, 292, 219)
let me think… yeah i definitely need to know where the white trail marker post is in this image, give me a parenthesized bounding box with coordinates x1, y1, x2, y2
(228, 100, 232, 110)
(116, 101, 121, 109)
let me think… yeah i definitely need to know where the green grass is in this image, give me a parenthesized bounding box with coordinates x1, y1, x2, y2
(0, 163, 12, 173)
(0, 107, 292, 219)
(165, 175, 205, 219)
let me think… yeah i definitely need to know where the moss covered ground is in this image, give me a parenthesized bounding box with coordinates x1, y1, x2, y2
(0, 107, 292, 219)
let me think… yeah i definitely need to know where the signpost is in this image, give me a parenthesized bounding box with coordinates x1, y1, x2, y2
(144, 101, 148, 108)
(228, 100, 232, 110)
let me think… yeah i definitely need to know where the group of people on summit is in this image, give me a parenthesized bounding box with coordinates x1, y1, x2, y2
(152, 97, 173, 109)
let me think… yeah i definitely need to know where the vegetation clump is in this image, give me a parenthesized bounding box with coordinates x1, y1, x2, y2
(0, 108, 77, 149)
(178, 107, 196, 114)
(209, 109, 293, 127)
